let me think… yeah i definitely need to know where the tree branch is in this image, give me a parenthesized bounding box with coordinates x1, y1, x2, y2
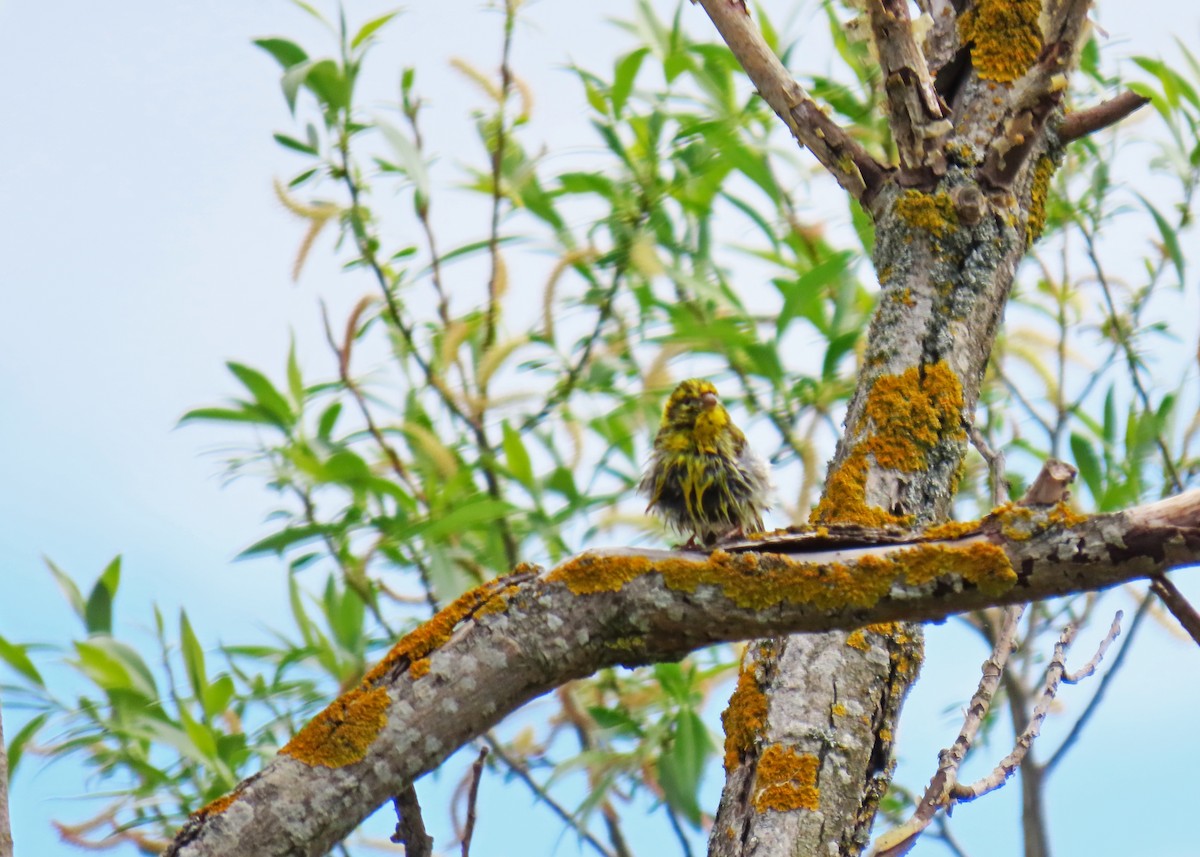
(165, 490, 1200, 857)
(693, 0, 891, 205)
(864, 0, 951, 174)
(1060, 91, 1151, 143)
(1149, 575, 1200, 647)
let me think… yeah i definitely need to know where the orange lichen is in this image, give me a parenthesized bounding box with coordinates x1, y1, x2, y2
(753, 747, 820, 813)
(192, 791, 237, 820)
(552, 540, 1014, 617)
(1026, 154, 1055, 246)
(548, 553, 653, 596)
(813, 362, 965, 526)
(958, 0, 1042, 83)
(863, 363, 966, 468)
(280, 685, 390, 767)
(865, 622, 901, 635)
(846, 630, 869, 651)
(922, 519, 981, 540)
(894, 190, 958, 239)
(722, 663, 769, 771)
(365, 576, 517, 683)
(831, 702, 848, 717)
(898, 542, 1015, 595)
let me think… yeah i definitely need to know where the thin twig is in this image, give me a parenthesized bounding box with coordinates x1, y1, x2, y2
(483, 0, 517, 353)
(693, 0, 890, 203)
(968, 425, 1008, 505)
(484, 735, 617, 857)
(556, 687, 635, 857)
(664, 804, 695, 857)
(1081, 228, 1185, 492)
(1149, 575, 1200, 647)
(390, 785, 434, 857)
(1062, 611, 1123, 683)
(872, 604, 1024, 857)
(522, 268, 626, 432)
(1045, 590, 1152, 773)
(461, 747, 489, 857)
(953, 612, 1122, 801)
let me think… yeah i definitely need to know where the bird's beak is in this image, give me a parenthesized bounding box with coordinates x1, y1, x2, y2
(700, 391, 719, 410)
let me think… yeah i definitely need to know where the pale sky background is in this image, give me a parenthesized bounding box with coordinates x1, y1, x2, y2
(2, 1, 1199, 856)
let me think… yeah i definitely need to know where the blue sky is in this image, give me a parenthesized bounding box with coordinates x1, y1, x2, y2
(1, 1, 1199, 856)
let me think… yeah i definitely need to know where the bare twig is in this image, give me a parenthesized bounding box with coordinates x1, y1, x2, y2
(556, 688, 635, 857)
(1149, 575, 1200, 647)
(1045, 591, 1152, 773)
(484, 736, 617, 857)
(872, 604, 1024, 857)
(1062, 611, 1123, 683)
(483, 0, 517, 353)
(391, 785, 434, 857)
(664, 804, 696, 857)
(968, 424, 1009, 505)
(694, 0, 890, 204)
(461, 748, 489, 857)
(1060, 91, 1151, 142)
(522, 267, 626, 432)
(952, 612, 1122, 802)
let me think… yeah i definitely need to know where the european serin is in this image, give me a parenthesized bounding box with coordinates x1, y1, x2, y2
(639, 379, 771, 548)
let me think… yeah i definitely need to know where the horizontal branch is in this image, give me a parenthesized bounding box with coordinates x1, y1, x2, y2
(694, 0, 891, 204)
(166, 490, 1200, 857)
(1060, 90, 1151, 142)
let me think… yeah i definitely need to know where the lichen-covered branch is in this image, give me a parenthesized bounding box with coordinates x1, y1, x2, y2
(166, 491, 1200, 857)
(980, 0, 1094, 188)
(693, 0, 891, 205)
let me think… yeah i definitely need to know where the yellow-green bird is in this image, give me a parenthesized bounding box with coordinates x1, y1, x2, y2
(639, 379, 771, 548)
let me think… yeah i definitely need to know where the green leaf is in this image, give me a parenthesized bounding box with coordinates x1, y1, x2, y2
(317, 402, 342, 441)
(1070, 432, 1103, 505)
(396, 498, 514, 542)
(1135, 193, 1185, 284)
(287, 337, 304, 409)
(179, 705, 219, 758)
(227, 362, 294, 428)
(657, 709, 712, 825)
(305, 58, 350, 112)
(351, 10, 400, 49)
(178, 406, 281, 427)
(273, 132, 318, 156)
(239, 523, 328, 558)
(7, 712, 49, 776)
(377, 119, 431, 210)
(502, 422, 535, 490)
(203, 674, 236, 720)
(44, 557, 85, 619)
(84, 557, 119, 635)
(73, 638, 157, 698)
(180, 610, 208, 705)
(0, 635, 43, 686)
(612, 48, 649, 117)
(253, 37, 309, 70)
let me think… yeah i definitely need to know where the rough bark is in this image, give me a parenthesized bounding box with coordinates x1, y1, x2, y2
(696, 0, 1104, 852)
(164, 491, 1200, 857)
